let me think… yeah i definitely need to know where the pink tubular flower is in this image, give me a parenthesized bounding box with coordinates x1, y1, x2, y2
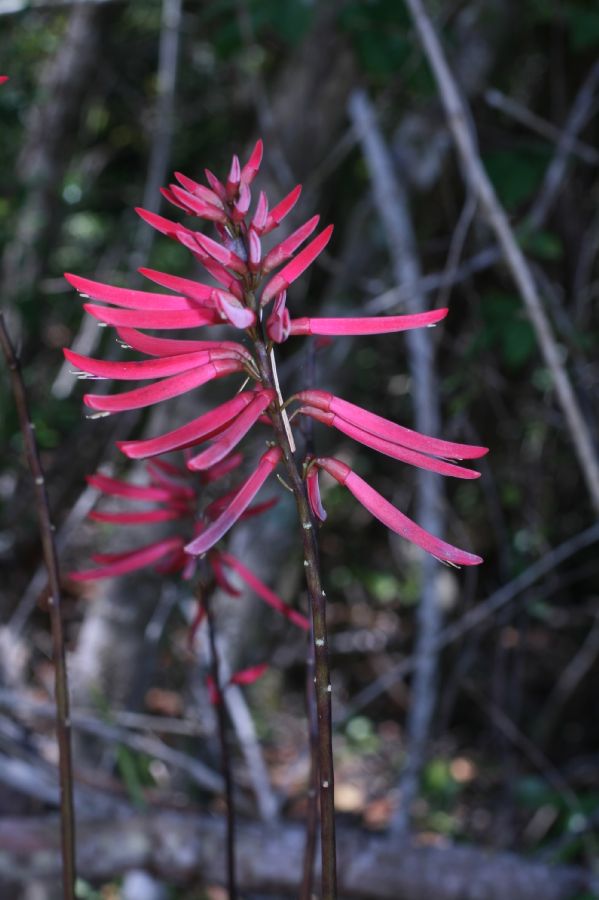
(313, 458, 482, 567)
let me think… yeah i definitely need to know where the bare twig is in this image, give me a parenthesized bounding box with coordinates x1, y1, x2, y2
(349, 88, 446, 834)
(403, 0, 599, 514)
(341, 522, 599, 718)
(534, 614, 599, 745)
(0, 312, 76, 900)
(484, 88, 599, 166)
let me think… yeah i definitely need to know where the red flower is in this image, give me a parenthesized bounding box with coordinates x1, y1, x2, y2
(65, 139, 485, 565)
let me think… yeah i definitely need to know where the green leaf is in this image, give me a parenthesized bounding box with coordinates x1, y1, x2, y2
(484, 148, 549, 211)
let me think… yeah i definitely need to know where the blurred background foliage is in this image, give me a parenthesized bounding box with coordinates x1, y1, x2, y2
(0, 0, 598, 896)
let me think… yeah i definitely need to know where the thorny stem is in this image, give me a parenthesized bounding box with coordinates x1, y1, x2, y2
(0, 311, 76, 900)
(252, 333, 338, 899)
(204, 588, 238, 900)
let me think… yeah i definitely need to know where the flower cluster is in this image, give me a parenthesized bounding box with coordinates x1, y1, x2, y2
(72, 453, 309, 634)
(66, 139, 486, 567)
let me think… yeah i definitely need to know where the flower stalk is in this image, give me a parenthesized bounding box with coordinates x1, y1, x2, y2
(203, 588, 238, 900)
(0, 311, 76, 900)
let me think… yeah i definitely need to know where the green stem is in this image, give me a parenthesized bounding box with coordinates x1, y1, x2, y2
(0, 311, 76, 900)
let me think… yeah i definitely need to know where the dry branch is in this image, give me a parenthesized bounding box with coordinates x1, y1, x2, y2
(0, 813, 591, 900)
(403, 0, 599, 515)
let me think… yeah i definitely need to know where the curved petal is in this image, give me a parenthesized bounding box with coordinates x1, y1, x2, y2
(70, 536, 184, 581)
(83, 358, 245, 413)
(289, 308, 448, 336)
(84, 303, 220, 330)
(187, 391, 274, 471)
(185, 448, 281, 555)
(316, 458, 483, 567)
(65, 273, 195, 310)
(219, 552, 309, 630)
(261, 225, 333, 305)
(117, 393, 254, 459)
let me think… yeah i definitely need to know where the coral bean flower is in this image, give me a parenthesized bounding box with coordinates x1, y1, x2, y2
(65, 139, 485, 564)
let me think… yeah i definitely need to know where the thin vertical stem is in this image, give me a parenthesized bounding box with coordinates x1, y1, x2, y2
(300, 623, 319, 900)
(204, 590, 237, 900)
(0, 310, 76, 900)
(252, 333, 337, 899)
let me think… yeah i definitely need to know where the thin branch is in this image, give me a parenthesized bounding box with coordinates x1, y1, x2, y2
(403, 0, 599, 515)
(349, 87, 445, 834)
(0, 311, 76, 900)
(484, 88, 599, 166)
(341, 521, 599, 718)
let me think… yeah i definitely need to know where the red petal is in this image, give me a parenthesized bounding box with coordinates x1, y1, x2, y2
(261, 225, 333, 305)
(226, 154, 241, 199)
(87, 473, 192, 501)
(65, 347, 237, 381)
(262, 216, 320, 274)
(247, 229, 262, 272)
(213, 291, 256, 329)
(199, 451, 244, 484)
(139, 268, 215, 305)
(187, 391, 274, 471)
(295, 390, 488, 460)
(173, 173, 224, 208)
(70, 537, 184, 581)
(209, 550, 242, 597)
(135, 207, 195, 239)
(263, 185, 302, 234)
(204, 168, 227, 201)
(84, 303, 219, 330)
(184, 448, 281, 555)
(65, 273, 195, 311)
(317, 458, 483, 567)
(169, 184, 228, 222)
(116, 328, 249, 360)
(231, 182, 251, 222)
(83, 358, 245, 412)
(265, 291, 291, 343)
(251, 191, 268, 233)
(229, 662, 269, 686)
(117, 394, 254, 459)
(290, 308, 448, 336)
(89, 508, 183, 525)
(306, 465, 327, 521)
(300, 407, 481, 479)
(194, 233, 247, 275)
(240, 139, 263, 185)
(219, 552, 309, 630)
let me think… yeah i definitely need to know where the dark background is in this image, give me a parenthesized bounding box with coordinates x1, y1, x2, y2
(0, 1, 598, 897)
